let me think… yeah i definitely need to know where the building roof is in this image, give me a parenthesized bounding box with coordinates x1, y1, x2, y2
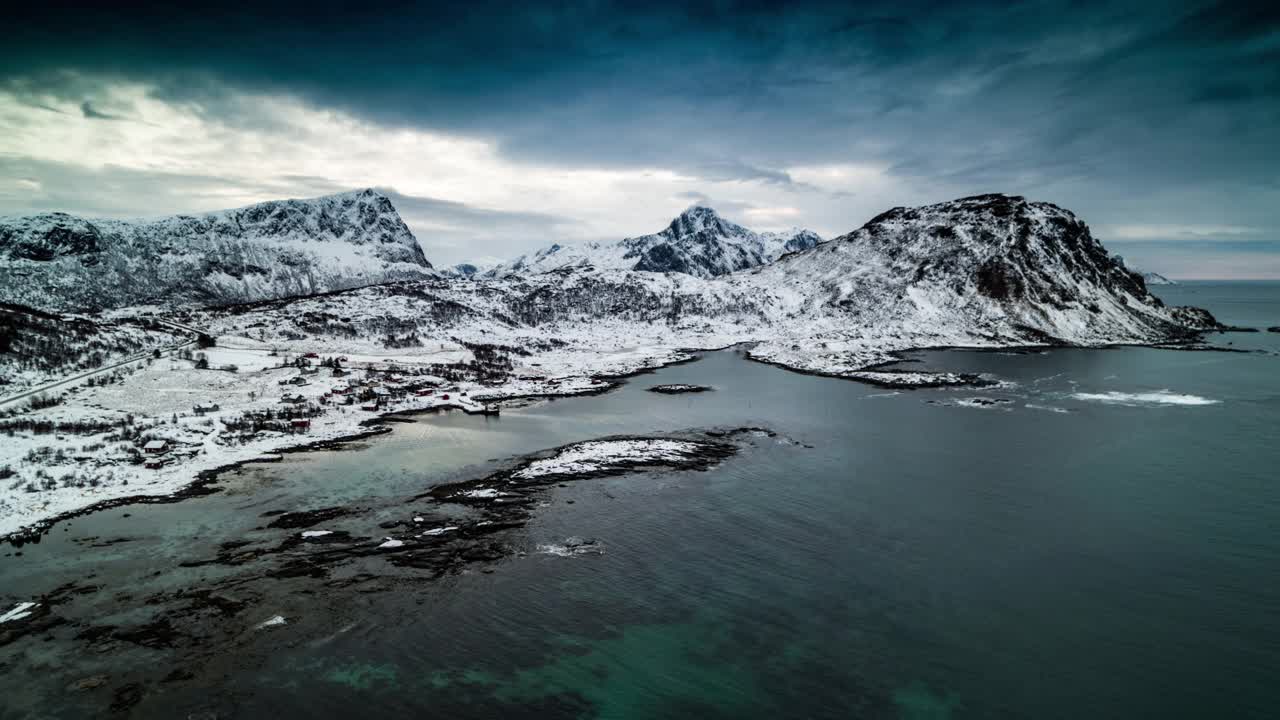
(143, 440, 167, 450)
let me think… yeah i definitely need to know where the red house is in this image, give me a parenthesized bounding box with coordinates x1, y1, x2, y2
(290, 419, 311, 431)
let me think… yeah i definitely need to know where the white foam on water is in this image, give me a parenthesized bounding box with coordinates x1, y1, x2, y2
(1070, 390, 1219, 407)
(536, 543, 575, 558)
(377, 537, 404, 549)
(1025, 403, 1071, 414)
(255, 615, 287, 629)
(300, 530, 332, 538)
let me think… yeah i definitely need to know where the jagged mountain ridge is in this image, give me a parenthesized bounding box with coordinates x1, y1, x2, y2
(184, 194, 1217, 384)
(0, 189, 433, 312)
(485, 206, 821, 279)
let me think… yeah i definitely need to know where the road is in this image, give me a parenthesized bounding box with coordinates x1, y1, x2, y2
(0, 318, 204, 409)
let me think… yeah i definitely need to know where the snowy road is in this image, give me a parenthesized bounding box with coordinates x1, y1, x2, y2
(0, 318, 200, 408)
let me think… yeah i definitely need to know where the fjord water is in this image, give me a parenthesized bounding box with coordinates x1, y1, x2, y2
(3, 282, 1279, 719)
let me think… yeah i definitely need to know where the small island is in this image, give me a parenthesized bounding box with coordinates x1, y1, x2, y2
(647, 384, 714, 394)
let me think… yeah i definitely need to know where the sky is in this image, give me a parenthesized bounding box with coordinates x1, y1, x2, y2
(2, 1, 1278, 277)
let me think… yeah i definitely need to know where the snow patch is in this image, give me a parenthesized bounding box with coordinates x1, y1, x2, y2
(0, 602, 38, 624)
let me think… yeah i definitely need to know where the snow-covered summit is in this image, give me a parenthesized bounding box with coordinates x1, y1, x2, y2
(0, 189, 433, 311)
(485, 206, 821, 279)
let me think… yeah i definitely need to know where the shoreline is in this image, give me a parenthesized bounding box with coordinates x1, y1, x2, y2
(0, 334, 1236, 546)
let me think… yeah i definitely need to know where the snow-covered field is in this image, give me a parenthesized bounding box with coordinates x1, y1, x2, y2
(0, 329, 709, 540)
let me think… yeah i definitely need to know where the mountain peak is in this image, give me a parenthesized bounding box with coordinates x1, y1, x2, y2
(665, 205, 737, 239)
(678, 204, 720, 220)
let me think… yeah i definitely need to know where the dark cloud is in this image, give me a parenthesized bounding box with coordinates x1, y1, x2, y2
(3, 0, 1279, 272)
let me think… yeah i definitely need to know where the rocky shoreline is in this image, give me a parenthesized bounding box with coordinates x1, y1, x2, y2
(2, 331, 1238, 546)
(0, 428, 771, 716)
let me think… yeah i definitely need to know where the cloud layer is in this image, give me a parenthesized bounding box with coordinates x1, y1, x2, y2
(3, 1, 1278, 274)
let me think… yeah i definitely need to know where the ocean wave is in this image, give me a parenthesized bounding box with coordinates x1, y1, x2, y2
(1070, 390, 1219, 407)
(1024, 403, 1071, 414)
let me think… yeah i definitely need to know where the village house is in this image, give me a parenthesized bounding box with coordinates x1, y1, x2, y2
(280, 394, 306, 405)
(193, 402, 221, 414)
(143, 440, 168, 454)
(290, 418, 311, 431)
(144, 457, 165, 469)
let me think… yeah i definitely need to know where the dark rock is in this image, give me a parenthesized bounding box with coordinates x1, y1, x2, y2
(266, 506, 352, 529)
(109, 683, 143, 713)
(647, 384, 713, 394)
(68, 675, 110, 692)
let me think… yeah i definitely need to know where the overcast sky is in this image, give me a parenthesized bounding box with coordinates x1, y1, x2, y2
(3, 1, 1278, 277)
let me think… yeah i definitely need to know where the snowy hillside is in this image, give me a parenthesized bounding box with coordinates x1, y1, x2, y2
(0, 304, 186, 398)
(186, 196, 1217, 377)
(0, 193, 1222, 541)
(0, 189, 433, 311)
(727, 194, 1214, 369)
(485, 206, 821, 279)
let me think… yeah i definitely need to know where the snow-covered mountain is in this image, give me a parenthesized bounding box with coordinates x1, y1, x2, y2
(485, 206, 821, 279)
(441, 262, 495, 279)
(0, 189, 433, 312)
(729, 194, 1213, 354)
(182, 194, 1217, 382)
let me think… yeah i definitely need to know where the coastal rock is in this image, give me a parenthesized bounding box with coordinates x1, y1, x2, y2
(647, 384, 713, 394)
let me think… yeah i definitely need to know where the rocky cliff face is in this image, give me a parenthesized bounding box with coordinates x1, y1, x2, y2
(0, 189, 432, 311)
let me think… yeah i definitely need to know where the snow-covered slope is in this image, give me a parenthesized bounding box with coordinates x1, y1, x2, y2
(485, 206, 821, 279)
(181, 195, 1216, 380)
(729, 194, 1214, 356)
(0, 189, 433, 311)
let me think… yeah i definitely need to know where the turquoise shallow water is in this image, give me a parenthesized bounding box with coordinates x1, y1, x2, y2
(2, 282, 1278, 719)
